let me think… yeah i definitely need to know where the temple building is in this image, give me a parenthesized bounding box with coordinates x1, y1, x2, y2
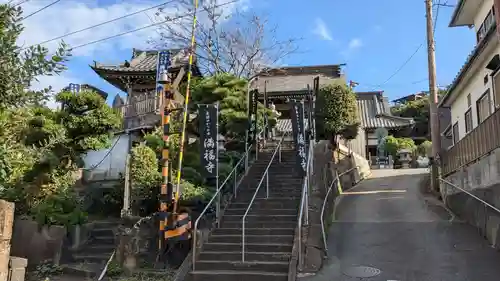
(91, 48, 202, 132)
(251, 64, 414, 160)
(82, 48, 202, 182)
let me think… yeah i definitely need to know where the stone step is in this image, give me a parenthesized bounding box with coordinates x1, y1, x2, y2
(222, 214, 297, 222)
(202, 242, 292, 253)
(232, 196, 302, 204)
(229, 200, 299, 209)
(236, 190, 302, 197)
(194, 260, 289, 273)
(61, 262, 101, 278)
(236, 186, 302, 195)
(90, 235, 115, 245)
(209, 234, 294, 244)
(211, 228, 295, 236)
(77, 244, 115, 255)
(73, 253, 111, 264)
(198, 251, 291, 263)
(187, 270, 287, 281)
(91, 228, 115, 237)
(224, 208, 298, 216)
(220, 220, 297, 229)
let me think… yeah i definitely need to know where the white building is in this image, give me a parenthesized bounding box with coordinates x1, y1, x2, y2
(440, 0, 500, 144)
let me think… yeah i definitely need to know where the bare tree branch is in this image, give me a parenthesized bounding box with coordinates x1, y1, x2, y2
(148, 0, 302, 78)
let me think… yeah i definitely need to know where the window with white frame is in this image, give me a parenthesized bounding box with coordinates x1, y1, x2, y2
(465, 109, 473, 133)
(452, 122, 459, 145)
(476, 89, 492, 124)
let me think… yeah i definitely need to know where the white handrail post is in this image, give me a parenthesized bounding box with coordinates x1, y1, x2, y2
(266, 171, 269, 199)
(242, 218, 246, 262)
(233, 165, 238, 198)
(279, 143, 282, 163)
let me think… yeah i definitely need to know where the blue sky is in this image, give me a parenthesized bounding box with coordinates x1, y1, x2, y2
(14, 0, 476, 105)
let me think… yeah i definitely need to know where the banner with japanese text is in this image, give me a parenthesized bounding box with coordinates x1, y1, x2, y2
(290, 101, 307, 176)
(156, 51, 171, 97)
(198, 104, 219, 179)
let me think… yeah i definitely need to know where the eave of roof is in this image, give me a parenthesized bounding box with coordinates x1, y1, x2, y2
(449, 0, 468, 27)
(439, 25, 496, 108)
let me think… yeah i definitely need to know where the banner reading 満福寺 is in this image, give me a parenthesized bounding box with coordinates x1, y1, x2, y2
(198, 103, 219, 179)
(290, 101, 307, 177)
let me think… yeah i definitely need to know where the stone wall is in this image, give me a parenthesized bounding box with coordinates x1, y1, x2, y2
(10, 219, 67, 267)
(441, 147, 500, 248)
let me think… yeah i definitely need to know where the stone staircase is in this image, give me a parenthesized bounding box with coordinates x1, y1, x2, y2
(61, 220, 119, 278)
(186, 145, 303, 281)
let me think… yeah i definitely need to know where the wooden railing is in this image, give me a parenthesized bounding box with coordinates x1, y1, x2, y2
(116, 96, 161, 118)
(441, 108, 500, 175)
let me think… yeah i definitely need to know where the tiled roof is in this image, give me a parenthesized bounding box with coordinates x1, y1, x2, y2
(91, 48, 192, 73)
(276, 119, 309, 133)
(254, 75, 342, 94)
(258, 64, 344, 77)
(356, 91, 414, 129)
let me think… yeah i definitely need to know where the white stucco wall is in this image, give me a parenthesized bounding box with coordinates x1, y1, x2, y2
(83, 134, 129, 180)
(448, 42, 498, 142)
(473, 0, 494, 33)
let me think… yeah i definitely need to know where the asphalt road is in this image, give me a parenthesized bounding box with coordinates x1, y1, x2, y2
(303, 169, 500, 281)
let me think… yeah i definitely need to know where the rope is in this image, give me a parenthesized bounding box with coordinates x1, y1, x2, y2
(173, 0, 200, 212)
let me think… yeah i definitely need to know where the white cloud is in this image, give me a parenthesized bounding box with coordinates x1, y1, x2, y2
(348, 38, 363, 49)
(1, 0, 244, 94)
(312, 18, 333, 41)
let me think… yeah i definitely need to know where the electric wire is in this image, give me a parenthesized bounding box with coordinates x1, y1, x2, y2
(62, 0, 237, 52)
(22, 0, 178, 50)
(371, 0, 442, 88)
(21, 0, 61, 21)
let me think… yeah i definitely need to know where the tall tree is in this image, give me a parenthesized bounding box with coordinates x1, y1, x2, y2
(0, 4, 70, 109)
(149, 1, 300, 77)
(315, 82, 359, 145)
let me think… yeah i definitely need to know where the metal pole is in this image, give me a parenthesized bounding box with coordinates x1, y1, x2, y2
(215, 102, 221, 226)
(233, 166, 237, 198)
(266, 171, 269, 199)
(425, 0, 442, 192)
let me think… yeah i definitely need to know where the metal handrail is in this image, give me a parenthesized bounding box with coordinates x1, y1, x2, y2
(439, 178, 500, 214)
(192, 143, 254, 270)
(241, 132, 287, 262)
(297, 140, 313, 270)
(320, 165, 359, 256)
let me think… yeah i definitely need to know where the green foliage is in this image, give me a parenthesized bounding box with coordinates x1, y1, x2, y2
(417, 140, 432, 156)
(315, 82, 359, 140)
(383, 135, 417, 156)
(190, 73, 275, 141)
(131, 144, 161, 191)
(0, 4, 71, 109)
(34, 261, 62, 278)
(391, 89, 446, 140)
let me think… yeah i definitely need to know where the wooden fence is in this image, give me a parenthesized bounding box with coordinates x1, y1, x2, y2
(441, 108, 500, 175)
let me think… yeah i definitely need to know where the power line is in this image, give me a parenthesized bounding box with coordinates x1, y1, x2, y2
(67, 0, 239, 52)
(10, 0, 29, 7)
(21, 0, 61, 21)
(22, 0, 178, 50)
(375, 0, 442, 87)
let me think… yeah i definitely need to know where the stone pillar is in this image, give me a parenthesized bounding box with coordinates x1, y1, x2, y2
(0, 200, 14, 281)
(8, 257, 27, 281)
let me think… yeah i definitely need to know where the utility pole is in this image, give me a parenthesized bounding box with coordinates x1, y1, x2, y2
(425, 0, 442, 192)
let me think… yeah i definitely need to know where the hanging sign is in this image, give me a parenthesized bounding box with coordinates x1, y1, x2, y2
(68, 83, 80, 93)
(291, 101, 307, 176)
(156, 51, 171, 96)
(199, 103, 219, 179)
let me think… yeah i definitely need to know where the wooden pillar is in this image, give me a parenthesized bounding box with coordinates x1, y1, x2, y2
(0, 200, 14, 281)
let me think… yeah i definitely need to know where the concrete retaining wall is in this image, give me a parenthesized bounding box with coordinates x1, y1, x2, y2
(441, 147, 500, 248)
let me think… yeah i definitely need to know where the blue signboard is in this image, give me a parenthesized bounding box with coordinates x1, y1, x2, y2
(156, 51, 171, 94)
(68, 83, 80, 93)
